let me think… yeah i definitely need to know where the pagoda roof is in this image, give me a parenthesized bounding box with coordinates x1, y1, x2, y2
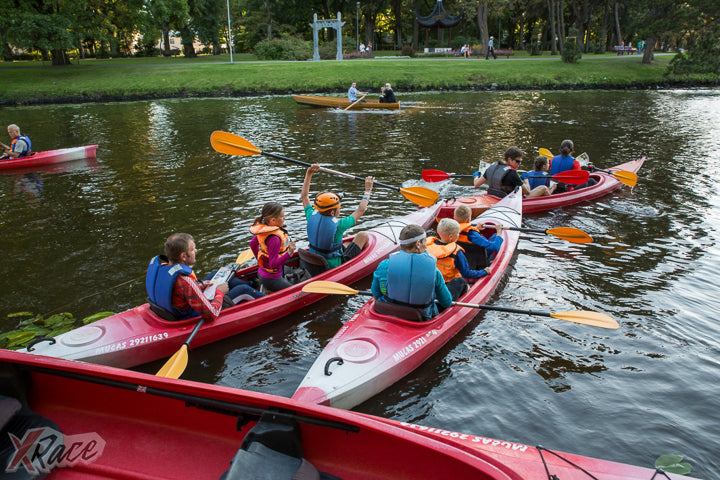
(416, 0, 463, 28)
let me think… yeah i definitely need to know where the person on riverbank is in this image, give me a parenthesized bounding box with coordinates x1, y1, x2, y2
(550, 140, 597, 192)
(359, 43, 366, 57)
(473, 147, 526, 197)
(250, 202, 297, 292)
(486, 36, 497, 60)
(302, 163, 373, 269)
(521, 156, 557, 197)
(453, 204, 503, 269)
(426, 218, 492, 300)
(379, 83, 396, 103)
(348, 82, 367, 102)
(371, 224, 452, 320)
(146, 233, 229, 322)
(1, 124, 31, 159)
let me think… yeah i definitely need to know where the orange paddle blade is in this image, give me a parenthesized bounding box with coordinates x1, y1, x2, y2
(545, 227, 593, 244)
(210, 131, 262, 156)
(611, 170, 638, 187)
(551, 311, 619, 329)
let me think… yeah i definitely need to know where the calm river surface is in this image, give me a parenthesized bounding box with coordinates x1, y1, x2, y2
(1, 90, 718, 476)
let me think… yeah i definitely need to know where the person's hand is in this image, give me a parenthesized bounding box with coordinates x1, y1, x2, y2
(364, 176, 374, 191)
(483, 266, 493, 276)
(217, 282, 230, 295)
(308, 163, 320, 174)
(287, 241, 297, 255)
(473, 170, 481, 177)
(201, 280, 213, 288)
(494, 224, 503, 236)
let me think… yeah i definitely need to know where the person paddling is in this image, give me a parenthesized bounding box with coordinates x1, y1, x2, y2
(1, 124, 31, 159)
(550, 139, 597, 192)
(473, 147, 527, 198)
(301, 163, 373, 269)
(250, 202, 297, 292)
(348, 82, 367, 103)
(371, 224, 452, 321)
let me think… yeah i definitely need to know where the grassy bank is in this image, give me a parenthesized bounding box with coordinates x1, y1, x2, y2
(0, 53, 714, 106)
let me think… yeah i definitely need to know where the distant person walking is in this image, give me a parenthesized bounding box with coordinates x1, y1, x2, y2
(486, 36, 497, 60)
(359, 43, 366, 57)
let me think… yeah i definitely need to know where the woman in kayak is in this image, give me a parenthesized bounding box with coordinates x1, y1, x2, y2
(426, 218, 492, 300)
(301, 163, 374, 269)
(550, 139, 597, 192)
(371, 224, 452, 320)
(473, 147, 527, 198)
(250, 202, 297, 292)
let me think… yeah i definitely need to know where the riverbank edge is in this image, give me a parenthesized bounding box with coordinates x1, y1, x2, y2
(2, 79, 718, 107)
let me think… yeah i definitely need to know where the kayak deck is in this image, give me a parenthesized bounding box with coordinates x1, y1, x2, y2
(0, 144, 98, 171)
(293, 190, 523, 410)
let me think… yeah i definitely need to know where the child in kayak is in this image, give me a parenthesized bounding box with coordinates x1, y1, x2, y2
(453, 204, 503, 269)
(301, 163, 374, 269)
(371, 224, 452, 320)
(250, 202, 297, 292)
(521, 156, 557, 197)
(426, 218, 492, 300)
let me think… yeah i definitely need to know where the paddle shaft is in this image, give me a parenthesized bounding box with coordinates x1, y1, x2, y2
(453, 301, 553, 317)
(183, 319, 204, 348)
(344, 93, 367, 111)
(260, 150, 402, 193)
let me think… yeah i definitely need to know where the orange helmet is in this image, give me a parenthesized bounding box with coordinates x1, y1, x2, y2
(314, 192, 341, 212)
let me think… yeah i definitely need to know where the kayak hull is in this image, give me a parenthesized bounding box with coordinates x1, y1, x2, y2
(292, 95, 401, 110)
(20, 203, 442, 368)
(1, 350, 694, 480)
(292, 190, 523, 410)
(438, 157, 644, 218)
(0, 144, 98, 171)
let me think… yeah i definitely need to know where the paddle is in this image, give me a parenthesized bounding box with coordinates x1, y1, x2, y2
(344, 93, 367, 111)
(481, 225, 592, 244)
(422, 168, 589, 186)
(301, 281, 619, 329)
(210, 131, 439, 208)
(203, 249, 255, 300)
(541, 149, 636, 187)
(156, 319, 204, 379)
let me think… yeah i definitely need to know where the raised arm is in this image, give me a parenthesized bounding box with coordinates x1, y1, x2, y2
(351, 175, 374, 221)
(301, 163, 320, 208)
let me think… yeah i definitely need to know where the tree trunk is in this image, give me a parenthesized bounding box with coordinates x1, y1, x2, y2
(263, 0, 273, 40)
(548, 0, 557, 55)
(393, 0, 403, 48)
(557, 0, 565, 52)
(613, 1, 622, 46)
(50, 49, 70, 66)
(600, 0, 610, 52)
(477, 0, 488, 55)
(642, 36, 655, 64)
(413, 0, 421, 50)
(162, 23, 171, 56)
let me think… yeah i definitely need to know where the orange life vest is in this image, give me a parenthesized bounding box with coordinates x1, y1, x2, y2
(426, 237, 463, 283)
(456, 222, 481, 244)
(250, 223, 289, 274)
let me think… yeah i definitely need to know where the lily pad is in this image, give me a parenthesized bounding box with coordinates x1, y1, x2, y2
(82, 312, 115, 324)
(655, 454, 692, 475)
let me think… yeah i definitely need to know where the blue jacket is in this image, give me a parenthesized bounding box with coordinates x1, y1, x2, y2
(146, 255, 196, 319)
(307, 211, 343, 258)
(522, 170, 551, 189)
(551, 154, 576, 175)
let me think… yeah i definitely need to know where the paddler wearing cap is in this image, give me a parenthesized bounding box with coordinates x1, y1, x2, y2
(301, 163, 374, 269)
(371, 224, 453, 321)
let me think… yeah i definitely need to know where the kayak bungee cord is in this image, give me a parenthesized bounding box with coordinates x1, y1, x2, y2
(536, 445, 599, 479)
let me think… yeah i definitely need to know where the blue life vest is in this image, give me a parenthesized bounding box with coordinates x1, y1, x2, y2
(146, 255, 196, 319)
(307, 211, 342, 258)
(385, 251, 437, 318)
(10, 135, 31, 157)
(522, 171, 550, 189)
(485, 162, 515, 198)
(550, 155, 575, 175)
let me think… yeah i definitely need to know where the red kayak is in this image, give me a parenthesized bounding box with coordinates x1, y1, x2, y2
(20, 203, 443, 368)
(0, 144, 98, 171)
(1, 350, 694, 479)
(292, 189, 523, 409)
(437, 157, 644, 219)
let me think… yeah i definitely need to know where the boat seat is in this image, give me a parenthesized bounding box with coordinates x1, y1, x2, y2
(372, 301, 425, 322)
(457, 241, 489, 270)
(298, 249, 330, 277)
(148, 300, 181, 321)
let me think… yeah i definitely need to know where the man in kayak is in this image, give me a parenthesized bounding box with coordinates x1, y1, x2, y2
(1, 124, 31, 159)
(550, 139, 597, 192)
(426, 218, 492, 300)
(347, 82, 367, 103)
(473, 146, 527, 197)
(301, 163, 373, 269)
(453, 205, 503, 269)
(371, 224, 452, 320)
(521, 156, 557, 196)
(379, 83, 396, 103)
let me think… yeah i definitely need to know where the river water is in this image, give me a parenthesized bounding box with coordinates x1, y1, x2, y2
(1, 90, 718, 477)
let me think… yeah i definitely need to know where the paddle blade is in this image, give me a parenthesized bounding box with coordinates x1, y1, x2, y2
(612, 170, 638, 187)
(236, 248, 255, 265)
(545, 227, 593, 244)
(552, 170, 590, 186)
(551, 311, 619, 330)
(421, 169, 452, 182)
(302, 281, 360, 295)
(539, 148, 554, 159)
(400, 186, 439, 207)
(156, 345, 189, 378)
(210, 131, 262, 157)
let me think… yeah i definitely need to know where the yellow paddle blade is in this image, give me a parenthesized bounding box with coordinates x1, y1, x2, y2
(539, 148, 554, 159)
(400, 186, 439, 207)
(210, 131, 262, 156)
(612, 170, 638, 187)
(551, 311, 619, 330)
(302, 280, 359, 295)
(546, 227, 593, 244)
(236, 248, 255, 265)
(156, 345, 189, 378)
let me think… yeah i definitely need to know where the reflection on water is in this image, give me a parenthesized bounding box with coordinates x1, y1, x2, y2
(1, 90, 720, 475)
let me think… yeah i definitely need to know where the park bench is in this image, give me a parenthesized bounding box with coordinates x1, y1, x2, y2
(478, 48, 514, 59)
(612, 45, 637, 55)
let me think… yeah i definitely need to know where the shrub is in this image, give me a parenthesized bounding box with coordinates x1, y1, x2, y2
(562, 29, 582, 63)
(254, 34, 312, 61)
(401, 45, 415, 57)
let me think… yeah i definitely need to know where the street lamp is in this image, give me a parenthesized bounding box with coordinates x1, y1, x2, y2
(226, 0, 233, 63)
(356, 2, 360, 50)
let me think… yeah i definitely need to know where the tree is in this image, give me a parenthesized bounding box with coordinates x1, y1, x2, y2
(148, 0, 190, 56)
(625, 0, 677, 64)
